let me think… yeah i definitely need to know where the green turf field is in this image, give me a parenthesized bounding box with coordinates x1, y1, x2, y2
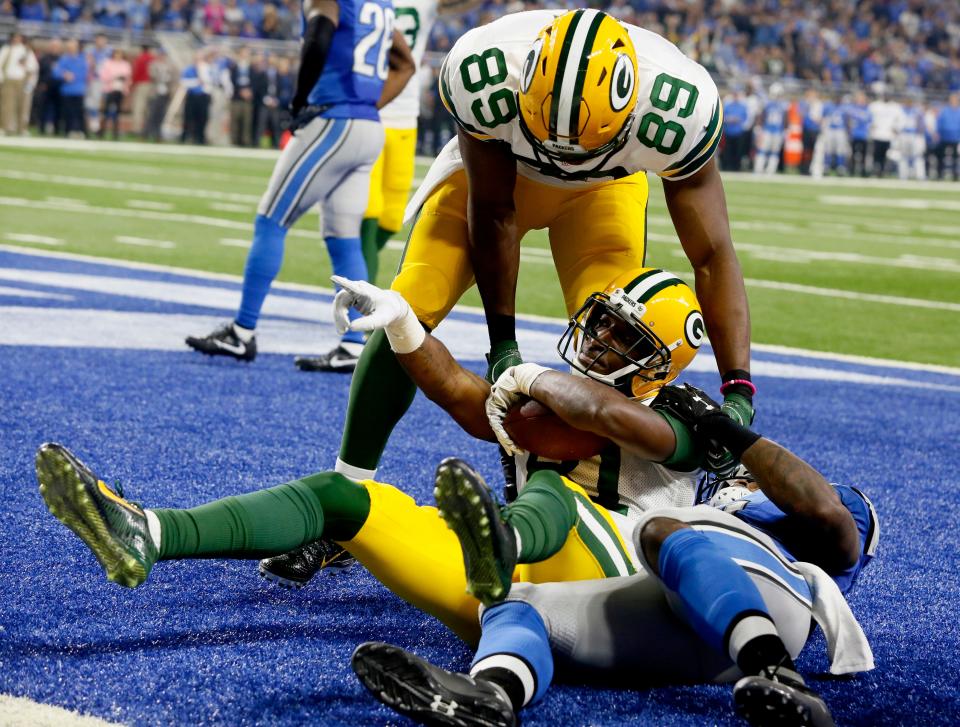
(2, 139, 958, 367)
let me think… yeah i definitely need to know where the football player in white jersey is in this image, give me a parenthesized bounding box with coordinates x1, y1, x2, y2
(322, 5, 750, 506)
(297, 0, 484, 371)
(38, 270, 709, 644)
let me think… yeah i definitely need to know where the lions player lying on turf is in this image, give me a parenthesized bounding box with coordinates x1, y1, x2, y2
(37, 269, 708, 643)
(352, 384, 879, 727)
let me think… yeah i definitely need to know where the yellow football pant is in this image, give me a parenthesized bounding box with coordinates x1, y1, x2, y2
(339, 477, 634, 644)
(392, 169, 649, 329)
(364, 126, 418, 233)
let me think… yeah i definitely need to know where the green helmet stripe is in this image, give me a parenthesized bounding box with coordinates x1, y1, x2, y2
(623, 269, 684, 303)
(568, 11, 606, 142)
(637, 277, 684, 303)
(548, 9, 584, 141)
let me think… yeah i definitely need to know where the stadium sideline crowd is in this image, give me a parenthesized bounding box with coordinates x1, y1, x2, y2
(1, 0, 959, 177)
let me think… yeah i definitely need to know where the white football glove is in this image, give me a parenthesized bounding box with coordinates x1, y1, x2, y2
(331, 275, 408, 334)
(331, 276, 425, 354)
(485, 363, 551, 455)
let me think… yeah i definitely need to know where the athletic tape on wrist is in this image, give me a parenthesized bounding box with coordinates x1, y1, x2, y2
(512, 364, 551, 395)
(385, 306, 426, 355)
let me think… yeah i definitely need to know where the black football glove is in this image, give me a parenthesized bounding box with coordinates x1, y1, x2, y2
(286, 103, 320, 135)
(485, 339, 522, 383)
(652, 383, 759, 475)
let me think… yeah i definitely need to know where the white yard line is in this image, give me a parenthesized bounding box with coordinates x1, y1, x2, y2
(0, 695, 121, 727)
(210, 202, 255, 213)
(650, 232, 960, 273)
(0, 169, 261, 204)
(127, 199, 175, 211)
(4, 232, 63, 245)
(819, 194, 960, 211)
(219, 238, 250, 248)
(114, 235, 176, 249)
(0, 135, 281, 159)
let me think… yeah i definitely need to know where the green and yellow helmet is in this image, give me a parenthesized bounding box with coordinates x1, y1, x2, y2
(518, 9, 638, 162)
(557, 268, 705, 399)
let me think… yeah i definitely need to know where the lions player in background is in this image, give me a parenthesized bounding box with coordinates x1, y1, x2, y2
(298, 0, 484, 372)
(752, 82, 787, 175)
(811, 94, 849, 178)
(894, 93, 926, 181)
(266, 8, 755, 585)
(186, 0, 414, 364)
(353, 384, 879, 727)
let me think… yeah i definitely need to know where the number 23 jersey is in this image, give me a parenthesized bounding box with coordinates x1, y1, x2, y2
(438, 9, 723, 187)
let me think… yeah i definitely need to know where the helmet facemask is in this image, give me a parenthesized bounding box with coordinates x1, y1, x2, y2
(557, 289, 675, 394)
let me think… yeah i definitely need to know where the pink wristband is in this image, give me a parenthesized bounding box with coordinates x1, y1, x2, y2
(720, 378, 757, 396)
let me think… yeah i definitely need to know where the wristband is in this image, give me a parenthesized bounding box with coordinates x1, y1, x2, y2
(720, 378, 757, 397)
(385, 305, 426, 354)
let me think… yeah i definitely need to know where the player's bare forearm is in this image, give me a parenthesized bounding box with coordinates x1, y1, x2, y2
(529, 371, 676, 461)
(458, 127, 520, 344)
(663, 158, 751, 377)
(376, 29, 415, 109)
(740, 438, 860, 571)
(395, 335, 496, 441)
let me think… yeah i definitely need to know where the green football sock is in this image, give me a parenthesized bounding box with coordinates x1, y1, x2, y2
(502, 470, 577, 563)
(375, 225, 394, 251)
(152, 471, 371, 560)
(360, 217, 380, 283)
(338, 328, 418, 472)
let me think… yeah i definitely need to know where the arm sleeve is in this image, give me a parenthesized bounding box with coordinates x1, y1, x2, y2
(291, 13, 336, 110)
(655, 410, 703, 472)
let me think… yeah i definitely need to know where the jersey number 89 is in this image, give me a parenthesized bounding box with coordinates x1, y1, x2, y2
(637, 73, 699, 155)
(354, 2, 396, 81)
(459, 48, 517, 129)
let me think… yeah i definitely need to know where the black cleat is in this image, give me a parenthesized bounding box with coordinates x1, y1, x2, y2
(352, 641, 517, 727)
(734, 666, 835, 727)
(294, 344, 361, 373)
(36, 443, 158, 588)
(433, 458, 516, 606)
(186, 322, 257, 361)
(258, 538, 356, 588)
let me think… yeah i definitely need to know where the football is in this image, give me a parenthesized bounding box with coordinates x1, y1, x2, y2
(502, 397, 610, 461)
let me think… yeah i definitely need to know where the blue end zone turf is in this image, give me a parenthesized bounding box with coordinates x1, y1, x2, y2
(1, 249, 959, 725)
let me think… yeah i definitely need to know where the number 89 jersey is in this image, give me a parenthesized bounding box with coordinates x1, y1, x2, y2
(438, 9, 723, 187)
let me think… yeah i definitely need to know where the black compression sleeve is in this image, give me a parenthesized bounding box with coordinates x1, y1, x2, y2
(292, 14, 336, 111)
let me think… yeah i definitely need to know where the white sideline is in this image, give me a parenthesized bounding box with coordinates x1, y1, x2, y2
(2, 244, 959, 377)
(0, 135, 281, 160)
(0, 694, 121, 726)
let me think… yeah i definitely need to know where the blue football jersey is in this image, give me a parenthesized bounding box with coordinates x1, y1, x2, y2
(307, 0, 396, 120)
(731, 484, 879, 595)
(762, 100, 788, 132)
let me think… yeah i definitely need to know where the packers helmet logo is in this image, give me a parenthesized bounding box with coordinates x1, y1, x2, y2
(520, 38, 543, 94)
(609, 53, 635, 112)
(684, 311, 705, 348)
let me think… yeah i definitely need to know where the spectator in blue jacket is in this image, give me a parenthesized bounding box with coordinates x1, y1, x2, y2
(936, 93, 960, 181)
(722, 88, 750, 172)
(53, 38, 87, 136)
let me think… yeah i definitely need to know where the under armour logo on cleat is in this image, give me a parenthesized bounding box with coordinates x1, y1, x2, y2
(430, 695, 458, 717)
